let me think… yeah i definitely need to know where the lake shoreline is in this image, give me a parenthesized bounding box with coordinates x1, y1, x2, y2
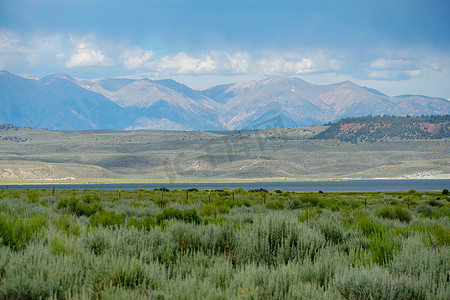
(2, 174, 449, 186)
(2, 178, 449, 192)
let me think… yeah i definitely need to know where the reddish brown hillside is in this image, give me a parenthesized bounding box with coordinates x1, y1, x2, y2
(312, 115, 450, 143)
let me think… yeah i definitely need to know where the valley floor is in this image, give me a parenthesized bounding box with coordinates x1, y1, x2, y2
(0, 126, 449, 184)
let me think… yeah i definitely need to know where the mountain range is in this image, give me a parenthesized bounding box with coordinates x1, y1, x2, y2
(1, 71, 449, 131)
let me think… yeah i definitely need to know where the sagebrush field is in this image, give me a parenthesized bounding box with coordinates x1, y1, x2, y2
(0, 187, 449, 299)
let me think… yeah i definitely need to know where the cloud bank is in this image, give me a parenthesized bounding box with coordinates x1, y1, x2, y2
(0, 30, 449, 98)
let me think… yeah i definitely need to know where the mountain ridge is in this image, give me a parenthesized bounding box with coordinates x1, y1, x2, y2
(1, 70, 449, 131)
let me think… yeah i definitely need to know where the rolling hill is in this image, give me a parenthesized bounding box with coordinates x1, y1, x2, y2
(0, 120, 449, 182)
(312, 115, 450, 143)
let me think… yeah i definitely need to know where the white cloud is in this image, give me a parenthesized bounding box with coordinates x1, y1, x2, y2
(0, 31, 342, 77)
(368, 69, 423, 80)
(0, 30, 21, 53)
(0, 30, 25, 69)
(65, 40, 113, 68)
(370, 58, 414, 70)
(157, 52, 216, 74)
(0, 31, 117, 72)
(366, 54, 444, 81)
(143, 51, 339, 76)
(294, 58, 313, 74)
(26, 34, 65, 66)
(121, 47, 155, 69)
(405, 69, 422, 77)
(1, 30, 448, 100)
(257, 51, 340, 75)
(225, 52, 251, 73)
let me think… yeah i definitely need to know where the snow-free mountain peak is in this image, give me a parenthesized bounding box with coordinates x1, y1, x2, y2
(1, 71, 449, 131)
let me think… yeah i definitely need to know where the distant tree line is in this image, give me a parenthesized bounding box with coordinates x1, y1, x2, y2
(0, 136, 29, 143)
(0, 124, 19, 131)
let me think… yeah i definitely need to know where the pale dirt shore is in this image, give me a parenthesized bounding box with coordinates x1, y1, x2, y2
(372, 175, 450, 180)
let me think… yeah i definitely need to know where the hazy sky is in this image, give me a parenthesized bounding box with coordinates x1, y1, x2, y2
(1, 0, 449, 98)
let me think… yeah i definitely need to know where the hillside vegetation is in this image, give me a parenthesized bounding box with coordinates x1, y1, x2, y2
(312, 115, 450, 143)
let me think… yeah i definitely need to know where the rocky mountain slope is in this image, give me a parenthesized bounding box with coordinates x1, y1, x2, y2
(1, 71, 449, 130)
(200, 78, 450, 128)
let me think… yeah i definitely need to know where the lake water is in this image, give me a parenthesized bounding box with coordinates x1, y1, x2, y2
(3, 179, 449, 192)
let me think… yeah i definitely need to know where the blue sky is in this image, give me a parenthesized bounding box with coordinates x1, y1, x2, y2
(1, 0, 449, 98)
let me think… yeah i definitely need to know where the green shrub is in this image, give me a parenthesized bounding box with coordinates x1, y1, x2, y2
(315, 216, 347, 245)
(288, 199, 302, 210)
(298, 207, 322, 222)
(232, 187, 246, 194)
(216, 204, 230, 214)
(348, 200, 362, 209)
(84, 231, 110, 256)
(375, 206, 411, 222)
(375, 206, 391, 219)
(0, 214, 47, 251)
(415, 204, 434, 217)
(265, 201, 285, 210)
(199, 203, 216, 217)
(50, 236, 74, 256)
(89, 211, 126, 228)
(57, 196, 103, 217)
(140, 216, 157, 230)
(335, 266, 397, 299)
(237, 199, 251, 207)
(393, 206, 411, 222)
(426, 198, 444, 207)
(8, 192, 20, 198)
(27, 190, 39, 203)
(130, 201, 141, 208)
(248, 188, 269, 193)
(370, 232, 399, 265)
(54, 214, 80, 236)
(154, 198, 169, 208)
(299, 195, 319, 206)
(353, 215, 385, 238)
(442, 189, 449, 195)
(104, 257, 149, 289)
(182, 209, 202, 224)
(319, 199, 340, 211)
(210, 197, 250, 210)
(128, 216, 157, 231)
(217, 189, 231, 197)
(156, 207, 183, 224)
(155, 207, 202, 224)
(82, 193, 100, 203)
(425, 224, 450, 247)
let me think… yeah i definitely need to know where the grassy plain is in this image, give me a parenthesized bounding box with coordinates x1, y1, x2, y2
(0, 188, 449, 299)
(0, 126, 449, 183)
